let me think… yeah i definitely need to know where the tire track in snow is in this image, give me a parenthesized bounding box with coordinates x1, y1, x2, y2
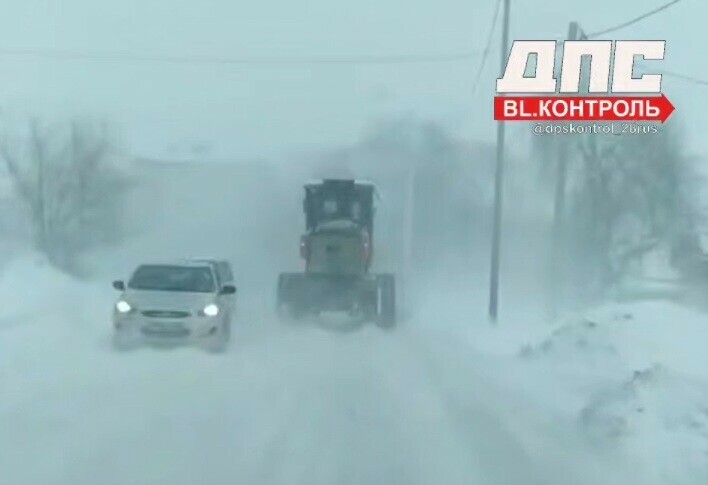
(402, 327, 638, 485)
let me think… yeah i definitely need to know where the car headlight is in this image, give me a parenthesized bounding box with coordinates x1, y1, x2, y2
(115, 300, 132, 313)
(202, 304, 219, 317)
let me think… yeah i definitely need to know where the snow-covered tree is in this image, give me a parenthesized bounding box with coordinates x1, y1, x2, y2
(534, 119, 697, 303)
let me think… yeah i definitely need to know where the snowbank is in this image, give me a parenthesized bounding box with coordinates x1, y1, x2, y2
(0, 253, 116, 411)
(0, 253, 103, 326)
(515, 301, 708, 484)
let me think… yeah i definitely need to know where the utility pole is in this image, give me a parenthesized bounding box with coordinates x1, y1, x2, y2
(549, 21, 579, 319)
(550, 22, 579, 318)
(402, 162, 416, 316)
(488, 0, 510, 323)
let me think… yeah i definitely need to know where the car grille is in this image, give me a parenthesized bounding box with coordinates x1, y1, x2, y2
(141, 310, 191, 318)
(141, 327, 190, 338)
(140, 322, 190, 338)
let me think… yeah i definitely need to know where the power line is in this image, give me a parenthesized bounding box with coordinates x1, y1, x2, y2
(637, 62, 708, 87)
(0, 47, 487, 66)
(661, 68, 708, 87)
(471, 0, 503, 95)
(575, 0, 706, 91)
(585, 0, 682, 38)
(635, 59, 708, 87)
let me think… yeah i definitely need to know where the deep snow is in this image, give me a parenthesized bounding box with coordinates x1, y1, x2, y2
(2, 254, 707, 485)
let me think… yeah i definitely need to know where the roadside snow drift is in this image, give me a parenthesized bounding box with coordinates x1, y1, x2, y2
(517, 302, 708, 485)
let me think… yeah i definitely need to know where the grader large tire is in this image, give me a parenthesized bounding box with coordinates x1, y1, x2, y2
(375, 274, 396, 329)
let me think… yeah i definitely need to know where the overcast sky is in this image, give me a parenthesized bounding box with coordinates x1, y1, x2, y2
(0, 0, 704, 160)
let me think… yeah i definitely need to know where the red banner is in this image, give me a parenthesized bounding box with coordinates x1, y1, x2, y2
(493, 94, 674, 123)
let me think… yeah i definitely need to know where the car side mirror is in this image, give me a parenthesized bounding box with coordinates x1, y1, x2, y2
(113, 280, 125, 290)
(220, 285, 236, 295)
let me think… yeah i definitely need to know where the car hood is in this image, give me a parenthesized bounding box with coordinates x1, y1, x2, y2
(120, 289, 216, 312)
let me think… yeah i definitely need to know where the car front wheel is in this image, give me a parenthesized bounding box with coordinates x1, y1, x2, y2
(203, 321, 228, 354)
(112, 330, 138, 351)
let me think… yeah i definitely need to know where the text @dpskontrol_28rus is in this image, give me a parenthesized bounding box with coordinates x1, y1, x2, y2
(532, 122, 659, 136)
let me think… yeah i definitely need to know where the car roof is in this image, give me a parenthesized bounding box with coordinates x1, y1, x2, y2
(186, 258, 230, 266)
(304, 178, 375, 187)
(135, 260, 217, 269)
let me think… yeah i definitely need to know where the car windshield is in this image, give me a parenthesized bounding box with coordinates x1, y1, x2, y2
(128, 265, 215, 293)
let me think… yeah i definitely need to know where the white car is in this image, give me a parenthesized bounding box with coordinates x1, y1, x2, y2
(111, 260, 237, 352)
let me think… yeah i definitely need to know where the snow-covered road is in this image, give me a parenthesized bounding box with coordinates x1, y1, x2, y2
(0, 266, 631, 485)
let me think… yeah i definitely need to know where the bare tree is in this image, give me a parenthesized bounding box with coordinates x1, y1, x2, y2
(0, 118, 129, 271)
(533, 119, 697, 305)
